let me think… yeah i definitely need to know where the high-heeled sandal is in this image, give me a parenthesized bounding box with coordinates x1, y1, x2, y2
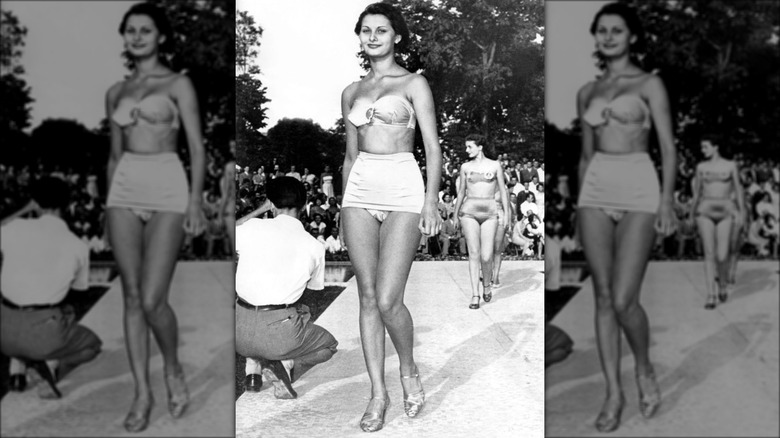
(704, 294, 717, 310)
(124, 394, 154, 433)
(360, 394, 390, 432)
(401, 370, 425, 417)
(594, 394, 624, 433)
(483, 282, 493, 303)
(636, 370, 661, 418)
(469, 295, 480, 309)
(717, 283, 730, 303)
(165, 369, 190, 418)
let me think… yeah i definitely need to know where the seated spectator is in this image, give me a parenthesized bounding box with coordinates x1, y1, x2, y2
(511, 216, 533, 257)
(520, 192, 540, 219)
(286, 165, 302, 181)
(674, 191, 699, 257)
(324, 227, 343, 254)
(309, 214, 327, 236)
(438, 211, 465, 257)
(310, 197, 326, 220)
(438, 193, 455, 219)
(324, 197, 341, 226)
(1, 177, 102, 398)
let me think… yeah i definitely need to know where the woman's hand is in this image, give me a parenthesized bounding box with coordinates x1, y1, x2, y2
(418, 201, 442, 236)
(183, 202, 207, 236)
(654, 200, 677, 236)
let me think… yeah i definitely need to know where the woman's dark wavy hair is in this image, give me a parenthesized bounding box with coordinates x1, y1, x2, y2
(465, 133, 495, 159)
(354, 2, 411, 54)
(119, 2, 174, 69)
(589, 2, 646, 70)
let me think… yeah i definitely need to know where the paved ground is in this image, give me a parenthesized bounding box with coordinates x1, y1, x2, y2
(235, 260, 545, 438)
(546, 261, 780, 437)
(0, 262, 235, 437)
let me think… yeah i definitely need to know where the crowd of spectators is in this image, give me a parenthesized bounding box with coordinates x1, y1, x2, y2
(237, 143, 546, 261)
(0, 146, 233, 261)
(544, 149, 780, 260)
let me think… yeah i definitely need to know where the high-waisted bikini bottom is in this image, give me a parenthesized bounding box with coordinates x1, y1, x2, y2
(459, 197, 498, 224)
(577, 152, 660, 222)
(342, 151, 425, 222)
(695, 198, 737, 224)
(107, 152, 188, 221)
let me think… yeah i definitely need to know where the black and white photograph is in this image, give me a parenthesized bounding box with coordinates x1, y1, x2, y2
(1, 1, 236, 436)
(544, 1, 779, 436)
(233, 0, 545, 436)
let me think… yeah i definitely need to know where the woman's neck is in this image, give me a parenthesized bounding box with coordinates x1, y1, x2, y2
(133, 55, 165, 78)
(604, 55, 636, 78)
(368, 54, 399, 79)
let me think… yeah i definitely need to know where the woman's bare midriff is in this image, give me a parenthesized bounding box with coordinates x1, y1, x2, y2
(594, 125, 650, 155)
(357, 125, 415, 154)
(122, 128, 179, 154)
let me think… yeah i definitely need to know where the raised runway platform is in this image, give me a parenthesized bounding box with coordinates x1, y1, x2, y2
(0, 261, 235, 437)
(545, 261, 779, 437)
(235, 260, 545, 438)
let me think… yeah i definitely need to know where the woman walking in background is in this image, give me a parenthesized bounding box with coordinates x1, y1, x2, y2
(575, 2, 675, 432)
(453, 134, 511, 309)
(340, 2, 442, 432)
(690, 134, 745, 309)
(105, 3, 205, 432)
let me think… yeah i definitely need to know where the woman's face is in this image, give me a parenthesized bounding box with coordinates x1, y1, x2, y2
(359, 14, 398, 57)
(123, 14, 163, 59)
(526, 193, 536, 203)
(594, 14, 635, 59)
(700, 140, 717, 159)
(465, 140, 481, 158)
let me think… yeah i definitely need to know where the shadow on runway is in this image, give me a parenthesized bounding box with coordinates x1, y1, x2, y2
(8, 339, 234, 436)
(545, 317, 772, 436)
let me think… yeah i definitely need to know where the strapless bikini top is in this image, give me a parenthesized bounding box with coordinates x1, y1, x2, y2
(112, 94, 180, 129)
(348, 95, 416, 129)
(466, 170, 497, 184)
(583, 94, 651, 129)
(700, 169, 732, 183)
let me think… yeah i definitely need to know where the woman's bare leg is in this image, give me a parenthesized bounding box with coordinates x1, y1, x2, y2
(611, 213, 656, 376)
(479, 218, 498, 290)
(140, 212, 185, 375)
(107, 209, 152, 414)
(341, 208, 384, 398)
(375, 212, 422, 383)
(696, 216, 718, 302)
(578, 208, 621, 401)
(460, 217, 483, 302)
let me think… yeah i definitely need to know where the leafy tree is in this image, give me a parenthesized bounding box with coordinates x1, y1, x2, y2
(0, 10, 33, 134)
(150, 0, 235, 159)
(628, 0, 778, 156)
(237, 10, 262, 75)
(385, 0, 545, 157)
(235, 9, 270, 166)
(266, 118, 343, 175)
(30, 119, 105, 173)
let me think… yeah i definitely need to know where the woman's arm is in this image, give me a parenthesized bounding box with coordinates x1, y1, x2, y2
(105, 82, 124, 194)
(173, 74, 206, 235)
(646, 75, 677, 235)
(409, 74, 442, 236)
(732, 160, 747, 230)
(218, 162, 234, 221)
(340, 83, 359, 200)
(453, 164, 467, 228)
(689, 164, 703, 218)
(577, 82, 595, 187)
(495, 161, 511, 228)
